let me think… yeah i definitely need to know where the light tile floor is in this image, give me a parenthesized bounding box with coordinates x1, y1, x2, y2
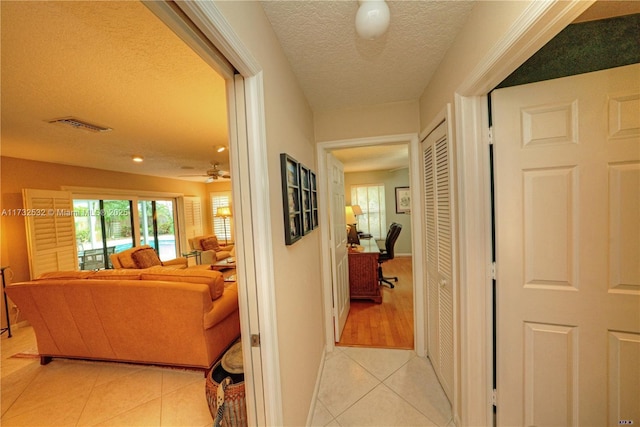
(1, 325, 212, 426)
(2, 326, 453, 426)
(311, 346, 454, 427)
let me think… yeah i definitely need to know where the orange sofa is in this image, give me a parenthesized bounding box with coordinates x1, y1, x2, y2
(5, 268, 240, 371)
(188, 235, 235, 264)
(109, 244, 188, 269)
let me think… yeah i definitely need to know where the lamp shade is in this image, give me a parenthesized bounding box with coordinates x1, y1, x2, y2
(355, 0, 390, 40)
(215, 206, 232, 218)
(345, 206, 357, 225)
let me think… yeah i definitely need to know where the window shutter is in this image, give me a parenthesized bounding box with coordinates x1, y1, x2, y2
(210, 192, 232, 241)
(183, 196, 203, 238)
(22, 189, 77, 278)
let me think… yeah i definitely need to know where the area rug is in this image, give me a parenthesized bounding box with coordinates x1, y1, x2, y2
(9, 348, 39, 359)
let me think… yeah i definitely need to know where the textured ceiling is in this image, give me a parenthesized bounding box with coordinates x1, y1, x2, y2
(261, 1, 475, 111)
(1, 1, 634, 181)
(332, 144, 410, 173)
(1, 1, 229, 182)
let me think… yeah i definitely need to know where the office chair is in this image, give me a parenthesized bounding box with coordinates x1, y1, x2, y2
(377, 223, 402, 288)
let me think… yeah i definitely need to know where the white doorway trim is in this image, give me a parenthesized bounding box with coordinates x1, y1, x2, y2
(316, 133, 424, 356)
(144, 1, 282, 425)
(452, 1, 595, 425)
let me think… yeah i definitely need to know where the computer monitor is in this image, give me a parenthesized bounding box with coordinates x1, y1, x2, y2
(347, 224, 360, 246)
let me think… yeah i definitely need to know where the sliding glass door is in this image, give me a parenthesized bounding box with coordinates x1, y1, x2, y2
(73, 199, 134, 270)
(138, 199, 178, 261)
(73, 197, 177, 270)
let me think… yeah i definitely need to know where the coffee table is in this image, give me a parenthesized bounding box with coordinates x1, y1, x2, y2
(212, 257, 236, 271)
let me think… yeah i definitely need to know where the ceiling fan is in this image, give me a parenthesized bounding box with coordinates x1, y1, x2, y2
(180, 162, 230, 182)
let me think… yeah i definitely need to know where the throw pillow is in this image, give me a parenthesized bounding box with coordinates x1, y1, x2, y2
(131, 247, 162, 269)
(201, 236, 220, 251)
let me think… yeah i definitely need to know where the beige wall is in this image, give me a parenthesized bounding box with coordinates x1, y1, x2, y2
(345, 168, 412, 255)
(418, 1, 533, 127)
(417, 1, 537, 420)
(314, 99, 420, 142)
(213, 2, 324, 425)
(0, 156, 208, 284)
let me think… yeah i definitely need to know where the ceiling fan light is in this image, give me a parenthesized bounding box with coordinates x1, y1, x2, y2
(355, 0, 390, 40)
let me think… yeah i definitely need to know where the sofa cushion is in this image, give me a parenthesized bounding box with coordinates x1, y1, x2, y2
(113, 246, 139, 269)
(140, 268, 224, 300)
(37, 271, 96, 280)
(92, 269, 144, 280)
(131, 247, 162, 269)
(200, 236, 220, 252)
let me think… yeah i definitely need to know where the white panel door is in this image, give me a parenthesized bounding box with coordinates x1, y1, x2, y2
(22, 189, 77, 278)
(423, 119, 455, 403)
(493, 64, 640, 426)
(328, 153, 349, 341)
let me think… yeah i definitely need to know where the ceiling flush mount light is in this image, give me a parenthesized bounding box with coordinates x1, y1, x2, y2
(355, 0, 390, 40)
(132, 155, 144, 163)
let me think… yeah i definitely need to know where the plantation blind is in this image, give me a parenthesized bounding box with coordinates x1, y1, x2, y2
(22, 189, 77, 278)
(210, 192, 232, 242)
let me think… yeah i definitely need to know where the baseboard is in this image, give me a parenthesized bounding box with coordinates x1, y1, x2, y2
(305, 344, 327, 426)
(10, 320, 30, 329)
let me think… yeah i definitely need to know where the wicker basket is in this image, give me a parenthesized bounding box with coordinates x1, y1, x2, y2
(205, 360, 247, 427)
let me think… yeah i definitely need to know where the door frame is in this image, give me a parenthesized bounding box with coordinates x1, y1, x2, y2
(143, 1, 282, 425)
(316, 133, 424, 356)
(453, 1, 594, 425)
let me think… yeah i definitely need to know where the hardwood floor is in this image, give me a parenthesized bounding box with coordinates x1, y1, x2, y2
(338, 256, 414, 349)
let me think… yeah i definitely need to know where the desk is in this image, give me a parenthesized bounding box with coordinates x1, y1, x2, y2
(348, 240, 381, 303)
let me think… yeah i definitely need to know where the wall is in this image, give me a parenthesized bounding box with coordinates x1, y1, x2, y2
(416, 1, 559, 421)
(314, 100, 419, 142)
(213, 2, 323, 425)
(497, 13, 640, 88)
(419, 1, 533, 126)
(345, 168, 412, 255)
(0, 156, 208, 327)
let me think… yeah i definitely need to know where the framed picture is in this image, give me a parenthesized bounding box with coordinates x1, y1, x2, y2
(300, 164, 313, 235)
(395, 186, 411, 214)
(280, 154, 303, 245)
(311, 171, 318, 229)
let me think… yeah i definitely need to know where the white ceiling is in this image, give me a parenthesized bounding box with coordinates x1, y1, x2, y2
(1, 1, 636, 180)
(261, 1, 475, 112)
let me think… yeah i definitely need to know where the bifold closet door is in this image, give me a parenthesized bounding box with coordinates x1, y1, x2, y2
(423, 119, 454, 403)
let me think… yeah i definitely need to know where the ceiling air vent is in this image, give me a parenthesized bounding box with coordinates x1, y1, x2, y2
(48, 117, 112, 133)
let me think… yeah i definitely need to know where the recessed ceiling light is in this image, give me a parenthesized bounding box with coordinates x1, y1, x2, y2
(214, 145, 226, 153)
(132, 155, 144, 163)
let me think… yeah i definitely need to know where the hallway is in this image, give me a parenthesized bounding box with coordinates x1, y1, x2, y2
(311, 346, 453, 426)
(311, 253, 455, 426)
(338, 256, 414, 349)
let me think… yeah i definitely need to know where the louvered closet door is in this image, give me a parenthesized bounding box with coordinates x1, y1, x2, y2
(423, 119, 454, 403)
(22, 189, 77, 278)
